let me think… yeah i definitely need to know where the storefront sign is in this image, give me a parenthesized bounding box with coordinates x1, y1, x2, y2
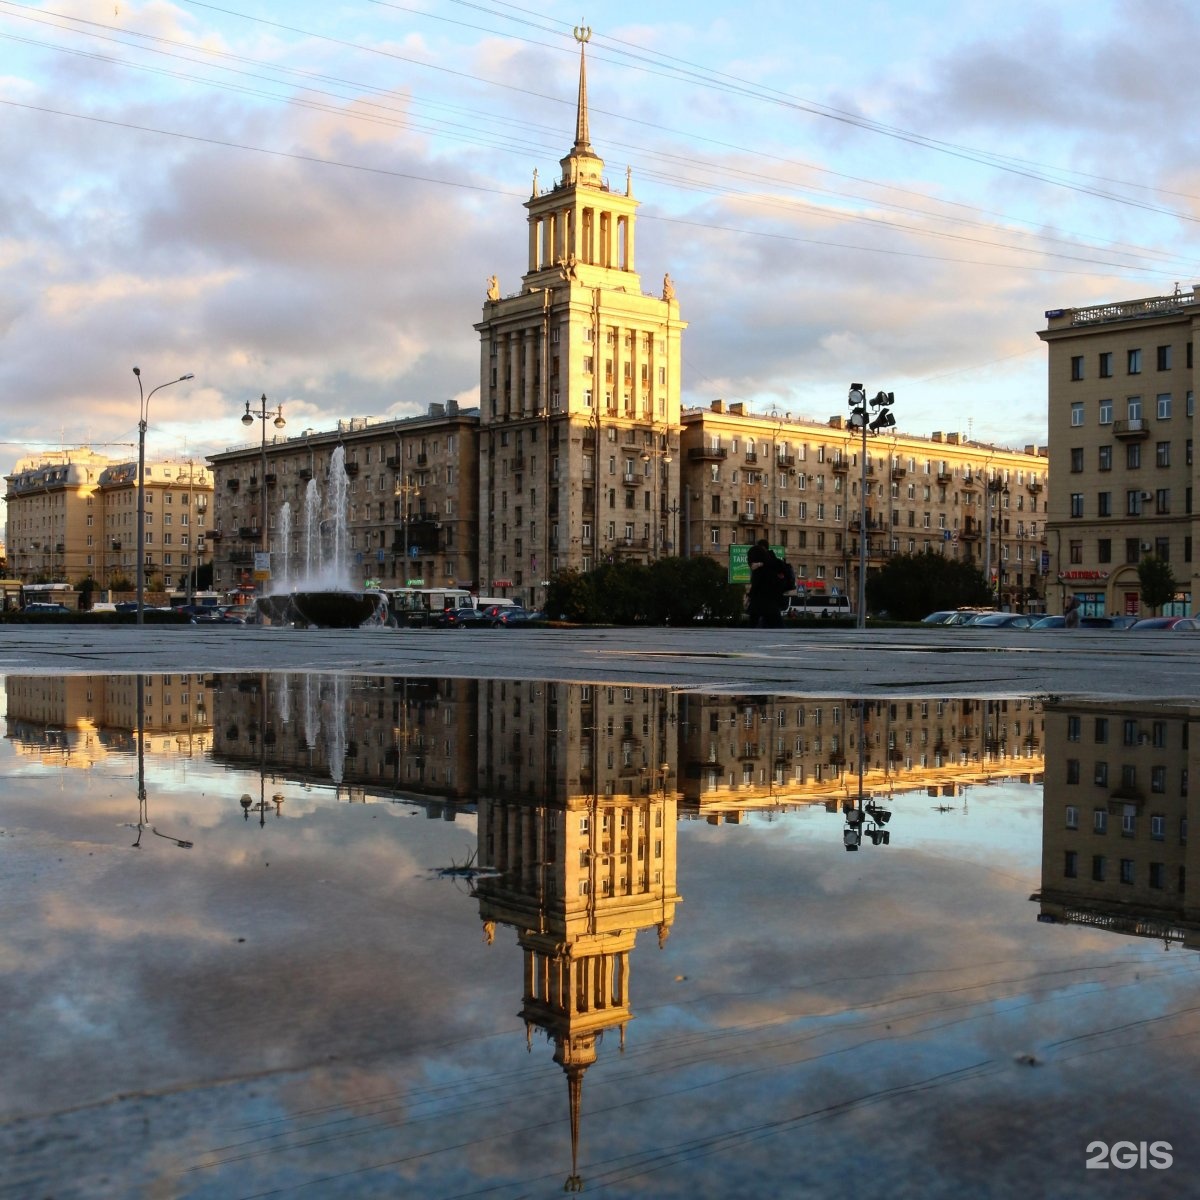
(1057, 570, 1109, 581)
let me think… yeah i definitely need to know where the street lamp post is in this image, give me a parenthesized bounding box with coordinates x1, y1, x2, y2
(984, 475, 1009, 608)
(640, 438, 673, 559)
(241, 394, 285, 596)
(394, 478, 421, 584)
(133, 367, 194, 625)
(847, 385, 895, 631)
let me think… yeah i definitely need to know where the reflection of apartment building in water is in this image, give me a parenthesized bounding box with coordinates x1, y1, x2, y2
(209, 674, 479, 811)
(3, 675, 212, 764)
(677, 695, 1044, 820)
(1036, 700, 1200, 949)
(473, 679, 682, 1191)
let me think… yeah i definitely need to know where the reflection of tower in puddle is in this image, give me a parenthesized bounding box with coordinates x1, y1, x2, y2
(1036, 699, 1200, 949)
(474, 681, 682, 1190)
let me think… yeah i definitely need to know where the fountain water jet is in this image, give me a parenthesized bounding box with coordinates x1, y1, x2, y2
(258, 445, 385, 628)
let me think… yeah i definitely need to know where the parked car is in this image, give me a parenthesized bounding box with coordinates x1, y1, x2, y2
(1080, 615, 1137, 629)
(1030, 615, 1065, 630)
(920, 610, 960, 625)
(174, 603, 222, 623)
(23, 602, 71, 614)
(483, 604, 541, 628)
(430, 606, 488, 629)
(942, 609, 994, 626)
(1129, 617, 1200, 631)
(963, 612, 1038, 629)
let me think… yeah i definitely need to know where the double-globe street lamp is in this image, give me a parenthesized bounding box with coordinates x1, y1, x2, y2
(847, 384, 895, 631)
(241, 394, 285, 595)
(133, 367, 194, 625)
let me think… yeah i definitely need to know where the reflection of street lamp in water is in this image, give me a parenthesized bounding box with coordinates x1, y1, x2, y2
(842, 700, 892, 851)
(132, 674, 194, 849)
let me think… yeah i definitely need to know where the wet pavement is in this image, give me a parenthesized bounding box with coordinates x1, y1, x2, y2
(1, 633, 1198, 1198)
(1, 622, 1199, 697)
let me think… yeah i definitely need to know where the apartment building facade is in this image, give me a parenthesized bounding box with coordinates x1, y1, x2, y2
(1039, 288, 1199, 617)
(4, 450, 213, 593)
(205, 403, 480, 598)
(679, 400, 1049, 610)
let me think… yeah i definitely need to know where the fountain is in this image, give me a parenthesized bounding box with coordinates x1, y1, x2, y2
(256, 445, 386, 629)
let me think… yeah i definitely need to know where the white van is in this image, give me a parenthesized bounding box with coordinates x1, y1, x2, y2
(785, 593, 852, 620)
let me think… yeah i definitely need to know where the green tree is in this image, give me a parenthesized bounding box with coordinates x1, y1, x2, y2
(865, 550, 992, 621)
(1137, 556, 1176, 614)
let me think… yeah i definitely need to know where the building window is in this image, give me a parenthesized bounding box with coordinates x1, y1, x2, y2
(1128, 348, 1142, 374)
(1066, 759, 1080, 784)
(1070, 401, 1084, 426)
(1064, 850, 1078, 879)
(1094, 761, 1108, 787)
(1127, 442, 1141, 470)
(1149, 862, 1165, 889)
(1069, 540, 1083, 564)
(1098, 445, 1112, 471)
(1097, 538, 1111, 563)
(1119, 859, 1135, 885)
(1126, 491, 1142, 516)
(1093, 808, 1107, 833)
(1157, 344, 1172, 370)
(1070, 355, 1084, 381)
(1070, 447, 1084, 472)
(1157, 394, 1172, 419)
(1099, 399, 1113, 425)
(1156, 492, 1170, 517)
(1098, 492, 1111, 517)
(1150, 814, 1166, 840)
(1065, 803, 1079, 826)
(1125, 537, 1140, 563)
(1092, 855, 1106, 881)
(1156, 441, 1171, 467)
(1099, 351, 1113, 378)
(1070, 493, 1084, 518)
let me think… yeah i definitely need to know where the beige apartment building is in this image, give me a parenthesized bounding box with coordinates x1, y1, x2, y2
(472, 36, 684, 608)
(4, 450, 213, 594)
(678, 401, 1048, 610)
(206, 403, 479, 598)
(1039, 287, 1199, 617)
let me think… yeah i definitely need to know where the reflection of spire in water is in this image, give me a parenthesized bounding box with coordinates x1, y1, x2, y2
(304, 674, 319, 750)
(275, 502, 291, 594)
(323, 675, 347, 784)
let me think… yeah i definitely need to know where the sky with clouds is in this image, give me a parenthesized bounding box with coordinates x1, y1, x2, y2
(4, 0, 1200, 492)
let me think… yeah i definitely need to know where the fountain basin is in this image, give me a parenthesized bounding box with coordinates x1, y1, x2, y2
(291, 590, 386, 629)
(255, 594, 296, 625)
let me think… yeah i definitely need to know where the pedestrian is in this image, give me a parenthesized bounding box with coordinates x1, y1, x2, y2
(1064, 595, 1081, 629)
(747, 538, 785, 628)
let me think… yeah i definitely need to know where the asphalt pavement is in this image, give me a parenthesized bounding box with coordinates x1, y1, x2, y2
(0, 622, 1193, 698)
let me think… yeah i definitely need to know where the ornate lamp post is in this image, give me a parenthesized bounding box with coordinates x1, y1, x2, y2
(394, 478, 422, 585)
(984, 474, 1009, 606)
(133, 367, 194, 625)
(640, 438, 674, 559)
(847, 385, 895, 631)
(241, 394, 285, 595)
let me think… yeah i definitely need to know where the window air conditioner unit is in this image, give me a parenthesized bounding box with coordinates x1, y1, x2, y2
(1140, 541, 1152, 551)
(1140, 491, 1154, 501)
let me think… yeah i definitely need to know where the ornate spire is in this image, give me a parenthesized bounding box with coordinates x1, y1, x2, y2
(560, 26, 602, 186)
(572, 26, 592, 155)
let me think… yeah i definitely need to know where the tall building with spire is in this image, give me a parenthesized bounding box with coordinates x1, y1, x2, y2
(475, 28, 686, 610)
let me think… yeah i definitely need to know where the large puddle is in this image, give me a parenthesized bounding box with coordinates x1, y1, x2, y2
(2, 675, 1195, 1198)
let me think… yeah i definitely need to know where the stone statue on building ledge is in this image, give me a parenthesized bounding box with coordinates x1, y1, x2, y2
(487, 275, 500, 301)
(662, 273, 675, 301)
